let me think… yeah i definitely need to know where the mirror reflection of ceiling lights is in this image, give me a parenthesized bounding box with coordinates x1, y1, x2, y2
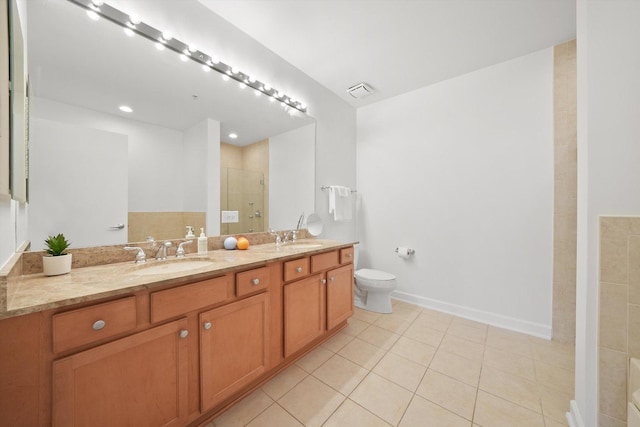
(69, 0, 308, 114)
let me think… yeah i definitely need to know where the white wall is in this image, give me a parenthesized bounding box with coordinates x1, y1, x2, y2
(32, 97, 185, 212)
(572, 1, 640, 426)
(28, 118, 128, 249)
(269, 123, 315, 230)
(357, 49, 554, 336)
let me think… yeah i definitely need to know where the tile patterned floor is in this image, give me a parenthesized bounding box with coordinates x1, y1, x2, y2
(206, 300, 575, 427)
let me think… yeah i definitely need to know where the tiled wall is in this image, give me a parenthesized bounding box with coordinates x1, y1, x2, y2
(128, 212, 206, 243)
(553, 40, 577, 343)
(599, 216, 640, 426)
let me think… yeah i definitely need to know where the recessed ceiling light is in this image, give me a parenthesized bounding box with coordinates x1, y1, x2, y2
(86, 10, 100, 20)
(119, 105, 133, 113)
(228, 133, 238, 139)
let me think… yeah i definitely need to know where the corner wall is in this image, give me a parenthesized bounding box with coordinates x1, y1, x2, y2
(573, 1, 640, 426)
(356, 48, 554, 336)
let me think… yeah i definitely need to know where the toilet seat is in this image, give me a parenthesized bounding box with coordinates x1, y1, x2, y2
(355, 269, 396, 289)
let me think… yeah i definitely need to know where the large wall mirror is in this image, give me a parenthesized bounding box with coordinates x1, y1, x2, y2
(25, 0, 315, 250)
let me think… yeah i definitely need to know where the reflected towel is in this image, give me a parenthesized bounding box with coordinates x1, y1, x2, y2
(328, 185, 352, 221)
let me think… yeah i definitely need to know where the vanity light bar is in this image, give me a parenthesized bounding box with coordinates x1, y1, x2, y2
(68, 0, 308, 114)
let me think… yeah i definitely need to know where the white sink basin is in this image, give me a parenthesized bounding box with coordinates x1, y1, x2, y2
(132, 260, 215, 276)
(285, 243, 323, 250)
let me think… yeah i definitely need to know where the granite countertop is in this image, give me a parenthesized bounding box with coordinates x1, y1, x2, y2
(1, 239, 354, 320)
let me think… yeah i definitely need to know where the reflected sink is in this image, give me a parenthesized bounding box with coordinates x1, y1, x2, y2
(131, 260, 215, 276)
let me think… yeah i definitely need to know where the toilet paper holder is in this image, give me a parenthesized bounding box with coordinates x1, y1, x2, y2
(395, 247, 415, 255)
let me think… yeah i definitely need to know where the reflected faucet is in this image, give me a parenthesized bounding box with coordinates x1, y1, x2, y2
(155, 241, 172, 260)
(269, 229, 297, 246)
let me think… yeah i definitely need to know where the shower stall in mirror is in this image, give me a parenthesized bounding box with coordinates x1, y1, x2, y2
(220, 167, 266, 235)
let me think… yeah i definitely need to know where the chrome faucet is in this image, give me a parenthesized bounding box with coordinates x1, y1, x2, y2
(155, 241, 172, 260)
(124, 246, 147, 264)
(175, 240, 192, 258)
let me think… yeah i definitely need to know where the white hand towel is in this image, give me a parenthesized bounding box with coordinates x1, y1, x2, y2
(328, 185, 352, 221)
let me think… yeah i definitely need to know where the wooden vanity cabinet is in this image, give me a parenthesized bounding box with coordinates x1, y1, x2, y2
(199, 292, 269, 411)
(0, 245, 353, 427)
(326, 263, 354, 330)
(283, 273, 326, 357)
(52, 318, 189, 427)
(283, 249, 355, 357)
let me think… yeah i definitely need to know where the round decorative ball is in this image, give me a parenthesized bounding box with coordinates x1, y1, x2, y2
(223, 236, 237, 250)
(236, 237, 250, 250)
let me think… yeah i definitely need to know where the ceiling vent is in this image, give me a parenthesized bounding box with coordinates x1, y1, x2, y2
(347, 82, 375, 99)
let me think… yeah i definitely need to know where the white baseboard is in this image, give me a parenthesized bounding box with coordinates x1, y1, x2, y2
(391, 290, 552, 339)
(566, 400, 585, 427)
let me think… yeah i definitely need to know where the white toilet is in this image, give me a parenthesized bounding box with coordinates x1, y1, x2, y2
(353, 244, 397, 313)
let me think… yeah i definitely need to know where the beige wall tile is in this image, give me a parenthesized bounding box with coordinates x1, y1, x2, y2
(629, 235, 640, 304)
(601, 238, 629, 285)
(599, 347, 628, 420)
(629, 303, 640, 359)
(599, 282, 628, 351)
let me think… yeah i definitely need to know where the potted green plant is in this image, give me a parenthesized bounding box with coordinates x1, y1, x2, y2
(42, 233, 72, 276)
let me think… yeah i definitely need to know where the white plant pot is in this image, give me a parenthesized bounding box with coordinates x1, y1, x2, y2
(43, 254, 72, 276)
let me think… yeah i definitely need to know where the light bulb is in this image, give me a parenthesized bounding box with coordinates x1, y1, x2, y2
(222, 75, 230, 81)
(155, 42, 165, 51)
(210, 55, 219, 64)
(202, 64, 210, 72)
(269, 97, 275, 102)
(129, 14, 141, 25)
(239, 82, 246, 89)
(188, 45, 197, 53)
(180, 54, 188, 62)
(161, 31, 172, 42)
(119, 105, 133, 113)
(264, 83, 271, 91)
(248, 76, 256, 83)
(91, 0, 104, 6)
(231, 67, 239, 74)
(254, 90, 261, 97)
(123, 28, 134, 37)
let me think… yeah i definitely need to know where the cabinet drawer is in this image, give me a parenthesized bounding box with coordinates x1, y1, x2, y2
(53, 297, 137, 353)
(283, 258, 310, 282)
(311, 251, 339, 273)
(340, 247, 354, 264)
(236, 266, 269, 297)
(151, 276, 231, 323)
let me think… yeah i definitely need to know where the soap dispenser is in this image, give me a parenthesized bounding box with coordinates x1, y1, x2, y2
(185, 226, 195, 239)
(198, 228, 208, 255)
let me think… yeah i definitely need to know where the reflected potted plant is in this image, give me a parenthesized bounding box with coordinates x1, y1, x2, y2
(42, 233, 72, 276)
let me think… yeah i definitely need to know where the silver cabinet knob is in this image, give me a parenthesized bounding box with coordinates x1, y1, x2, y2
(179, 329, 189, 338)
(329, 276, 335, 282)
(252, 278, 260, 286)
(92, 320, 106, 331)
(347, 253, 353, 258)
(203, 322, 212, 330)
(296, 267, 302, 273)
(321, 279, 327, 285)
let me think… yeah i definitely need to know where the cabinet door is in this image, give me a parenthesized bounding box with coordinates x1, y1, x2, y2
(200, 293, 269, 411)
(284, 274, 325, 357)
(327, 264, 354, 330)
(52, 319, 189, 427)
